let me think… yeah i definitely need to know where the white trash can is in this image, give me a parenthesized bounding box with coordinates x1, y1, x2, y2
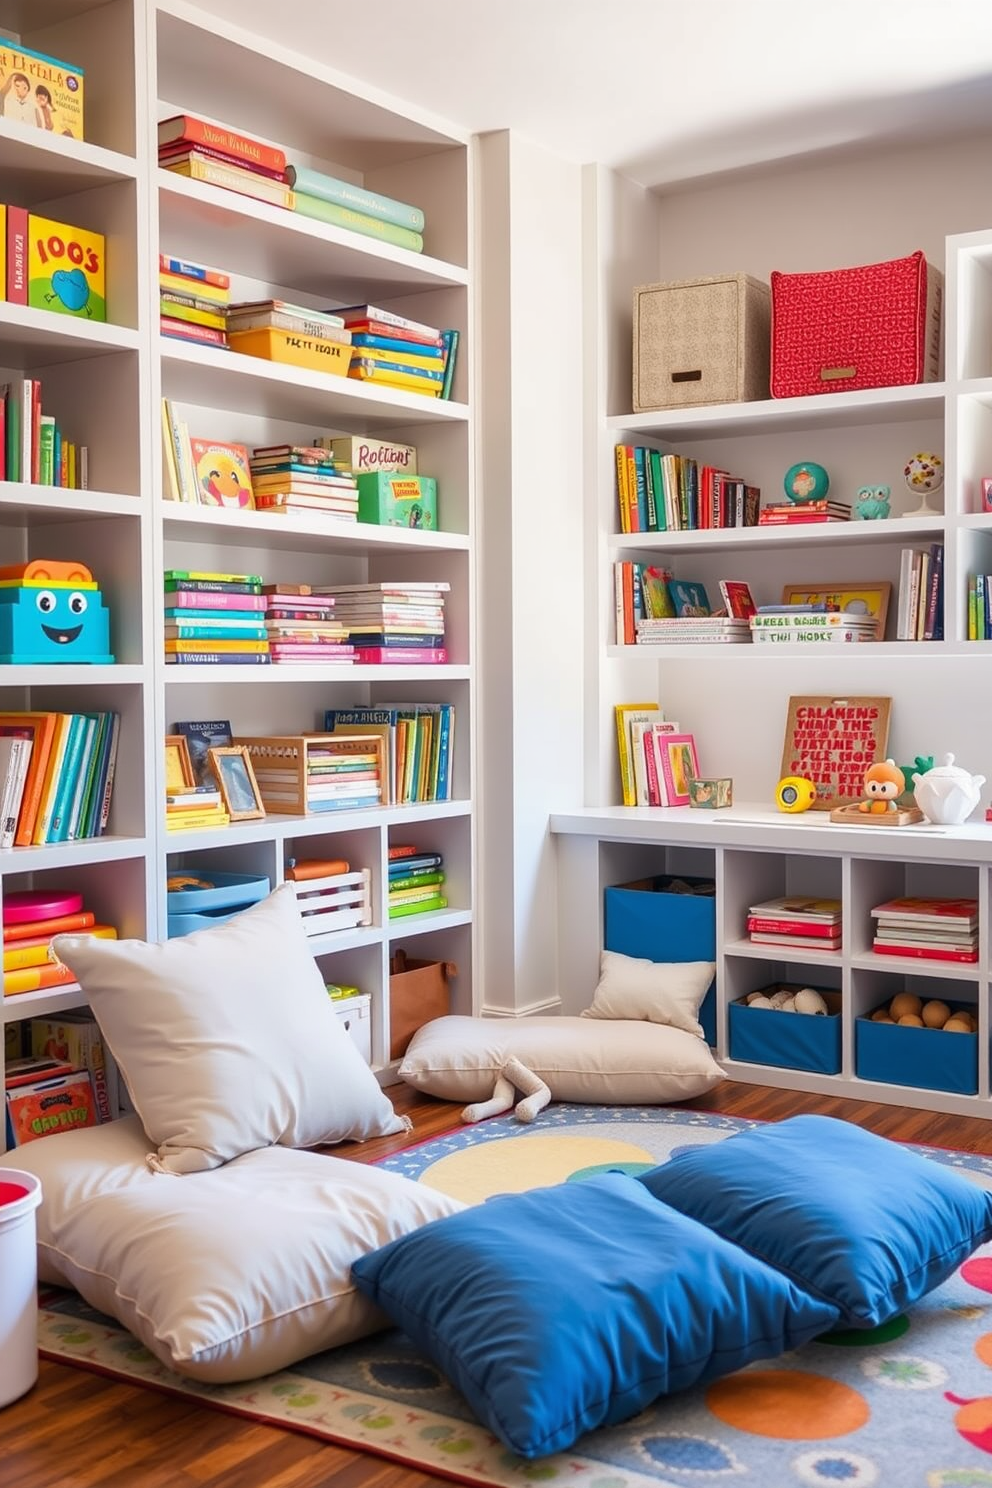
(0, 1169, 43, 1408)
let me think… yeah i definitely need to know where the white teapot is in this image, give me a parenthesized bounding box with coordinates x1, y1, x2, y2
(911, 753, 986, 826)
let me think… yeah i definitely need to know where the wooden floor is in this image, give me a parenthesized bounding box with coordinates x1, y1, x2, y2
(8, 1078, 992, 1487)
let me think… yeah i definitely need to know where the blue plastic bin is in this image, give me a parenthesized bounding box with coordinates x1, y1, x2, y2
(604, 875, 716, 1045)
(856, 1008, 977, 1095)
(167, 872, 271, 938)
(729, 987, 841, 1074)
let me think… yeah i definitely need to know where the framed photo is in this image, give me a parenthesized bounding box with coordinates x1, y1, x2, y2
(981, 477, 992, 512)
(658, 732, 700, 807)
(208, 745, 266, 821)
(164, 735, 196, 794)
(781, 582, 892, 641)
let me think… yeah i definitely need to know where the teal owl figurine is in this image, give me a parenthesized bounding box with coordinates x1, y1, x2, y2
(853, 484, 891, 520)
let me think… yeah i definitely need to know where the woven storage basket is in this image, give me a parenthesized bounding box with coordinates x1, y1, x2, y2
(770, 249, 943, 399)
(632, 273, 771, 412)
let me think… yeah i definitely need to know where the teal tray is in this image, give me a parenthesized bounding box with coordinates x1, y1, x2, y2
(167, 872, 271, 937)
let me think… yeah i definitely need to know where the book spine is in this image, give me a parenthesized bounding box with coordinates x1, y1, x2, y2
(747, 916, 839, 936)
(160, 315, 227, 348)
(158, 255, 230, 288)
(291, 192, 423, 252)
(6, 205, 28, 305)
(286, 165, 425, 232)
(159, 141, 287, 181)
(172, 154, 294, 208)
(164, 652, 271, 664)
(0, 737, 28, 849)
(97, 713, 121, 834)
(160, 117, 286, 174)
(388, 897, 447, 919)
(440, 328, 459, 400)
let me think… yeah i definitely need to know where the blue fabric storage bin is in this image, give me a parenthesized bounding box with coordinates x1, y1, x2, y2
(729, 988, 841, 1074)
(856, 1010, 977, 1095)
(604, 876, 716, 1045)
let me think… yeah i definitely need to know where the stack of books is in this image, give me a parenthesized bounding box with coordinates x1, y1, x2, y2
(157, 114, 293, 211)
(165, 783, 230, 832)
(298, 739, 382, 814)
(312, 581, 449, 664)
(0, 709, 119, 847)
(3, 889, 116, 998)
(159, 254, 230, 350)
(387, 844, 447, 919)
(285, 163, 426, 254)
(746, 895, 843, 952)
(227, 300, 351, 350)
(262, 584, 354, 665)
(164, 570, 270, 666)
(335, 304, 447, 398)
(757, 499, 851, 525)
(1, 377, 87, 486)
(750, 606, 878, 645)
(635, 616, 752, 645)
(870, 896, 979, 962)
(248, 444, 358, 521)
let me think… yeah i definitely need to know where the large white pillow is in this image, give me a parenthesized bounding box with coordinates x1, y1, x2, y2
(580, 949, 715, 1038)
(398, 1015, 723, 1105)
(31, 1136, 464, 1382)
(52, 884, 407, 1175)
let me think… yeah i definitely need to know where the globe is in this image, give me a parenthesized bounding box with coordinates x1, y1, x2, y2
(783, 461, 830, 504)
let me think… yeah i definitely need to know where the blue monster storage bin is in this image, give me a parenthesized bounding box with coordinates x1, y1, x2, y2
(604, 875, 717, 1045)
(856, 1007, 977, 1095)
(167, 872, 271, 938)
(729, 986, 841, 1074)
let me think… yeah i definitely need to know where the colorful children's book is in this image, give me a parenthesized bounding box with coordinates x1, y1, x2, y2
(27, 213, 105, 321)
(187, 439, 254, 509)
(0, 41, 85, 139)
(718, 580, 757, 620)
(171, 719, 233, 785)
(668, 580, 712, 617)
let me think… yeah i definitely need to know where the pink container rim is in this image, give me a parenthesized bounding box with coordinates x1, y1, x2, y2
(0, 1169, 42, 1221)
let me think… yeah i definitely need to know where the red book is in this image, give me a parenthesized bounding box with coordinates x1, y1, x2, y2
(157, 115, 286, 175)
(160, 315, 227, 348)
(158, 141, 286, 182)
(871, 896, 979, 924)
(747, 916, 840, 937)
(340, 319, 443, 349)
(354, 647, 448, 664)
(872, 942, 979, 963)
(6, 205, 28, 305)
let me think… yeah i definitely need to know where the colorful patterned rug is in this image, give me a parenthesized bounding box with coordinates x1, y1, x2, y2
(38, 1104, 992, 1488)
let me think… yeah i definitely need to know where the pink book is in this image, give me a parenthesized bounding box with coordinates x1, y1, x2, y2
(165, 592, 267, 611)
(354, 647, 448, 664)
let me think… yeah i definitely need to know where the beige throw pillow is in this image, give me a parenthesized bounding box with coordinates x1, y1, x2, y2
(580, 949, 715, 1038)
(52, 884, 407, 1175)
(398, 1015, 723, 1105)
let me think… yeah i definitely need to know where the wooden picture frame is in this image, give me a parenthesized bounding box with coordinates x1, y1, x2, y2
(164, 735, 196, 794)
(658, 732, 700, 807)
(780, 695, 892, 810)
(780, 582, 892, 641)
(208, 745, 266, 821)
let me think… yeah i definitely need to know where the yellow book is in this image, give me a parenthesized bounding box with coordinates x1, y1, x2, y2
(159, 271, 229, 305)
(4, 924, 116, 972)
(32, 712, 70, 844)
(159, 300, 226, 330)
(161, 399, 182, 501)
(348, 345, 444, 374)
(347, 362, 442, 397)
(165, 810, 231, 830)
(164, 639, 268, 653)
(614, 703, 660, 808)
(28, 213, 106, 321)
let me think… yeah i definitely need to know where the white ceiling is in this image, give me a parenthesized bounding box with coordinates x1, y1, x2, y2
(199, 0, 992, 188)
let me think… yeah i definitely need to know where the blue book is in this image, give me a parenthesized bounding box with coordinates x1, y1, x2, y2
(48, 716, 86, 843)
(351, 332, 441, 358)
(352, 357, 443, 382)
(307, 795, 381, 812)
(164, 626, 267, 641)
(285, 165, 424, 232)
(73, 712, 107, 840)
(668, 580, 712, 617)
(64, 715, 99, 841)
(164, 608, 255, 621)
(164, 653, 270, 665)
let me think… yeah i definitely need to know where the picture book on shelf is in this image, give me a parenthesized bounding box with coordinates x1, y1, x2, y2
(187, 439, 254, 509)
(26, 214, 105, 322)
(668, 580, 712, 617)
(718, 580, 757, 620)
(0, 42, 85, 139)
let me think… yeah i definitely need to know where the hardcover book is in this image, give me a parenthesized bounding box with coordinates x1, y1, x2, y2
(27, 214, 105, 321)
(187, 439, 254, 509)
(0, 41, 85, 140)
(157, 115, 286, 174)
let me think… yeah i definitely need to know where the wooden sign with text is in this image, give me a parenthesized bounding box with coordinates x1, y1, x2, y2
(780, 695, 891, 809)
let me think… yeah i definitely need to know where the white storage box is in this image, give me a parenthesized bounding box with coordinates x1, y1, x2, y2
(289, 868, 372, 937)
(332, 994, 372, 1064)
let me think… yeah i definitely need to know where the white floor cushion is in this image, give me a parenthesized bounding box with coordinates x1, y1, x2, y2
(21, 1127, 464, 1382)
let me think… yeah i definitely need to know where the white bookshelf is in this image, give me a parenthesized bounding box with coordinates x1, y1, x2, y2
(553, 134, 992, 1118)
(0, 0, 476, 1138)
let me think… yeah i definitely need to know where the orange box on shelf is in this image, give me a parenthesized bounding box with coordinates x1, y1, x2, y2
(5, 1067, 97, 1146)
(227, 326, 351, 377)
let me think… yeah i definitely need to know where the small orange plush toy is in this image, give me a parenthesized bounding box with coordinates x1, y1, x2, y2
(858, 758, 905, 813)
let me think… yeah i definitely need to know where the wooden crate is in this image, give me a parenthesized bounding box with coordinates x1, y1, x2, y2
(288, 867, 372, 937)
(235, 734, 386, 815)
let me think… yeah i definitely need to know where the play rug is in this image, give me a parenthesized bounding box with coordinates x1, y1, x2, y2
(38, 1103, 992, 1488)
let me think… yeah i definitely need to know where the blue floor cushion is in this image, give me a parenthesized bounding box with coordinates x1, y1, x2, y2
(637, 1113, 992, 1328)
(352, 1170, 839, 1459)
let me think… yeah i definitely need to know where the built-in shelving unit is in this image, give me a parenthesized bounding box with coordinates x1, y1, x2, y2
(0, 0, 477, 1141)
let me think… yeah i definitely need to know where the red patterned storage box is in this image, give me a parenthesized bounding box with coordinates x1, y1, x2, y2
(770, 249, 943, 399)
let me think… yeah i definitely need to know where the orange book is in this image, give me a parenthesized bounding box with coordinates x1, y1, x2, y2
(3, 924, 115, 971)
(157, 115, 286, 175)
(4, 961, 77, 996)
(3, 910, 95, 944)
(0, 712, 57, 846)
(31, 712, 71, 845)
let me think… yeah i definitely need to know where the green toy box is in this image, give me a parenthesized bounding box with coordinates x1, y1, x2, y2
(356, 472, 437, 530)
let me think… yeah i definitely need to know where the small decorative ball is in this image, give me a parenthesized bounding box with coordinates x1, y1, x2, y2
(746, 994, 774, 1009)
(769, 990, 794, 1008)
(784, 461, 830, 504)
(903, 451, 943, 496)
(898, 1014, 925, 1027)
(794, 988, 828, 1016)
(778, 997, 797, 1013)
(943, 1016, 972, 1034)
(921, 1000, 950, 1029)
(890, 992, 922, 1021)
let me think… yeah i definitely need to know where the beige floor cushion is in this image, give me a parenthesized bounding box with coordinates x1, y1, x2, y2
(398, 1015, 723, 1104)
(18, 1122, 464, 1382)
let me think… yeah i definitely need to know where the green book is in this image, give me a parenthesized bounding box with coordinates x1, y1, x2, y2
(292, 192, 424, 254)
(388, 896, 447, 919)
